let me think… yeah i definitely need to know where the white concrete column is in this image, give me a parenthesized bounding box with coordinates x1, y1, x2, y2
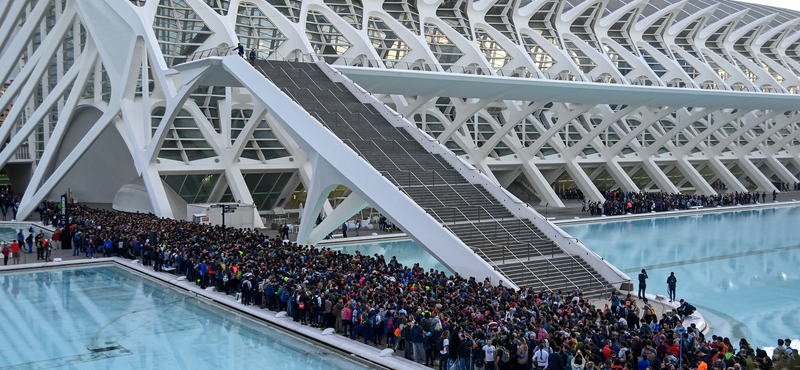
(296, 154, 339, 245)
(640, 157, 680, 193)
(563, 158, 605, 202)
(705, 157, 747, 193)
(520, 161, 564, 207)
(762, 155, 798, 184)
(737, 157, 777, 192)
(307, 192, 368, 244)
(673, 157, 716, 195)
(605, 160, 640, 193)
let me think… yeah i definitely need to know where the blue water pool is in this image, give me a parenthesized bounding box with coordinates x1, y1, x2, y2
(560, 206, 800, 347)
(0, 264, 379, 369)
(324, 238, 452, 276)
(0, 224, 52, 242)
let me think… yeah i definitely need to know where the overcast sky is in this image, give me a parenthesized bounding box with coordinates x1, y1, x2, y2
(738, 0, 800, 12)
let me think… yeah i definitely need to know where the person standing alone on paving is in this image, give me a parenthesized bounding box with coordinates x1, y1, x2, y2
(11, 240, 20, 264)
(638, 269, 648, 299)
(667, 272, 677, 302)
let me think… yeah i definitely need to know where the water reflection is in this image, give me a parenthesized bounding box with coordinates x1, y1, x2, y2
(560, 206, 800, 347)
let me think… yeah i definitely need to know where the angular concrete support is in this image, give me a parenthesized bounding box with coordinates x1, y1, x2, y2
(495, 168, 522, 188)
(705, 157, 747, 193)
(520, 161, 564, 207)
(307, 192, 368, 244)
(737, 157, 777, 192)
(605, 160, 640, 193)
(563, 158, 605, 202)
(296, 154, 339, 245)
(673, 157, 716, 195)
(762, 155, 798, 184)
(640, 157, 680, 194)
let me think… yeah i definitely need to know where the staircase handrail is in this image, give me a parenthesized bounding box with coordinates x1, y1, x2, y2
(429, 207, 498, 248)
(499, 244, 553, 292)
(301, 68, 323, 91)
(326, 89, 355, 115)
(354, 112, 388, 141)
(276, 66, 301, 90)
(476, 205, 547, 242)
(432, 207, 554, 292)
(474, 248, 517, 288)
(467, 206, 584, 291)
(404, 171, 448, 208)
(369, 140, 402, 173)
(332, 112, 366, 141)
(559, 249, 609, 294)
(528, 242, 581, 292)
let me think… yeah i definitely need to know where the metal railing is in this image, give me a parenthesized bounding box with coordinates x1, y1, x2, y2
(561, 249, 610, 294)
(499, 244, 553, 292)
(15, 144, 31, 160)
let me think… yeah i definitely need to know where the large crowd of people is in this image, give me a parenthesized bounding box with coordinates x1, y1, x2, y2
(583, 191, 772, 216)
(19, 204, 800, 370)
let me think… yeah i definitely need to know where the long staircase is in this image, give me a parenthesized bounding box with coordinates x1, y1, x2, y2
(254, 60, 608, 294)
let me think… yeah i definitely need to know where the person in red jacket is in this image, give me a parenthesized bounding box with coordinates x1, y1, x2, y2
(52, 228, 61, 249)
(10, 241, 20, 264)
(2, 243, 9, 265)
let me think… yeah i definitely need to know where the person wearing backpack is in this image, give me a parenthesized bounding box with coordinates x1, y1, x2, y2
(455, 335, 470, 370)
(666, 272, 677, 302)
(385, 313, 396, 347)
(473, 336, 486, 370)
(310, 291, 322, 327)
(449, 327, 462, 368)
(438, 330, 451, 370)
(424, 331, 436, 366)
(497, 341, 512, 370)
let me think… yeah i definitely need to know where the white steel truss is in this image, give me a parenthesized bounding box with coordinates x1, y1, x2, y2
(3, 0, 800, 228)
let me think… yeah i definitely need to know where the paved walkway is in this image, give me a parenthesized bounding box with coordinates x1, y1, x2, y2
(530, 190, 800, 221)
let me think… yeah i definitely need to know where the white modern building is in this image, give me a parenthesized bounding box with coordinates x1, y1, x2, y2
(3, 0, 800, 288)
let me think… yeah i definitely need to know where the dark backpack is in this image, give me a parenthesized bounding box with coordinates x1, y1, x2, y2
(473, 340, 486, 366)
(436, 338, 444, 351)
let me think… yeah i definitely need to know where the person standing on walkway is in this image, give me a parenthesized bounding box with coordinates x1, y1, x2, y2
(45, 239, 53, 262)
(234, 43, 244, 58)
(2, 243, 9, 265)
(667, 272, 677, 302)
(638, 269, 648, 299)
(773, 189, 777, 201)
(342, 222, 348, 238)
(52, 228, 61, 250)
(248, 49, 256, 64)
(11, 241, 20, 264)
